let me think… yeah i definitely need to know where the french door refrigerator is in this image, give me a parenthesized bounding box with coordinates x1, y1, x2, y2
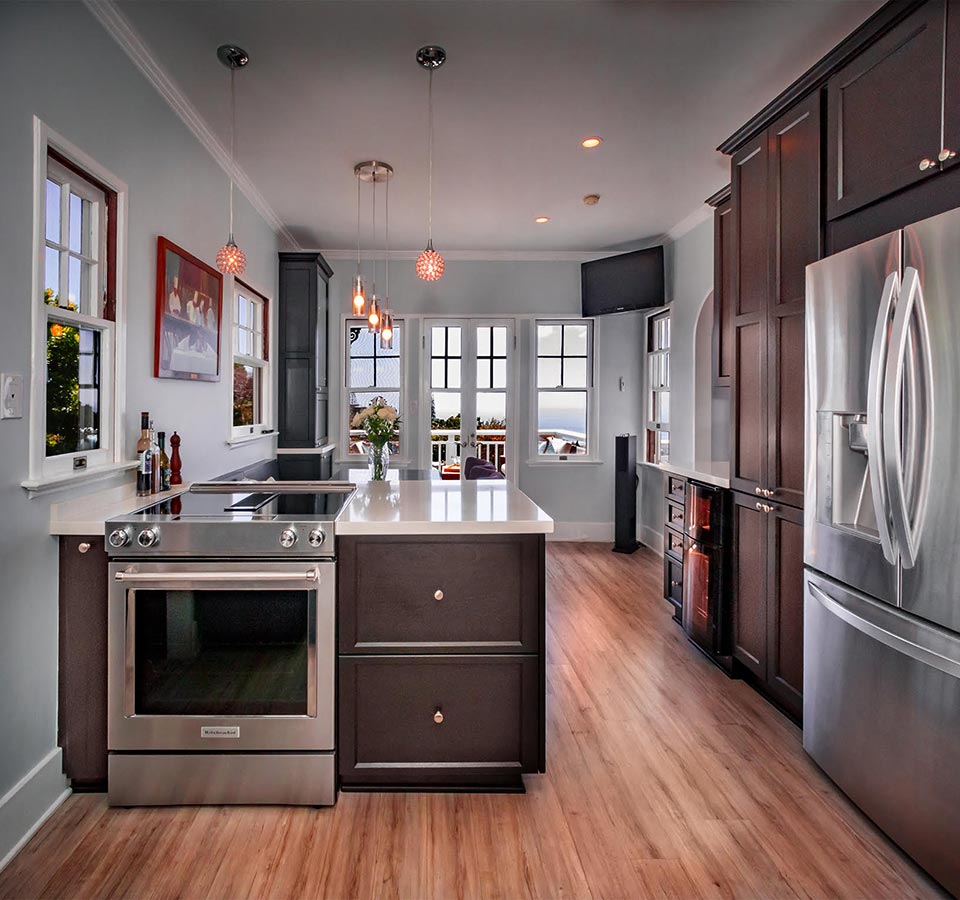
(804, 206, 960, 896)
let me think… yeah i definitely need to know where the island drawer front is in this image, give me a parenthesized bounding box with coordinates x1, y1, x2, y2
(666, 476, 686, 503)
(666, 500, 685, 531)
(338, 535, 542, 654)
(664, 526, 685, 561)
(664, 555, 683, 612)
(339, 655, 540, 786)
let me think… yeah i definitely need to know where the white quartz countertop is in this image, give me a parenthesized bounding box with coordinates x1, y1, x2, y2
(335, 480, 554, 536)
(646, 460, 731, 490)
(50, 483, 191, 536)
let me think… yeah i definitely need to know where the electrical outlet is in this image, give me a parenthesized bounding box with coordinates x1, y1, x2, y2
(1, 373, 23, 419)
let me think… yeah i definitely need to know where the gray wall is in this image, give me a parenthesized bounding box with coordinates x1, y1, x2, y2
(0, 1, 280, 849)
(327, 260, 644, 529)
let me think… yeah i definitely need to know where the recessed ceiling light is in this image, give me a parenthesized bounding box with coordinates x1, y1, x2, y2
(583, 194, 600, 206)
(581, 136, 603, 149)
(535, 216, 550, 224)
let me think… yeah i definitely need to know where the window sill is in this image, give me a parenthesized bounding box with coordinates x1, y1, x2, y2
(22, 460, 138, 496)
(525, 456, 603, 467)
(226, 431, 278, 447)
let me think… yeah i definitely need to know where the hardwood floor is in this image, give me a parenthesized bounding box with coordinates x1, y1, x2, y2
(0, 543, 943, 900)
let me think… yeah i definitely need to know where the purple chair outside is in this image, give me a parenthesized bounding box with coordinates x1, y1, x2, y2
(463, 456, 504, 480)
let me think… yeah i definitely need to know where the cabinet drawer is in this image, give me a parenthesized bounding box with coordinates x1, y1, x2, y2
(666, 500, 685, 531)
(666, 476, 686, 503)
(338, 536, 542, 653)
(339, 655, 541, 787)
(664, 526, 685, 561)
(664, 555, 683, 612)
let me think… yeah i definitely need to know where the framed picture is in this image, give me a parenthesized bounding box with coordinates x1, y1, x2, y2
(154, 236, 223, 381)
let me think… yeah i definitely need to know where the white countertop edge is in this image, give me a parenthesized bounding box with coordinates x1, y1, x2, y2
(50, 483, 192, 536)
(641, 459, 731, 489)
(336, 521, 554, 536)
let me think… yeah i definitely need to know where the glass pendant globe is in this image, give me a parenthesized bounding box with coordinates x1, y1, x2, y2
(216, 241, 246, 275)
(416, 243, 444, 282)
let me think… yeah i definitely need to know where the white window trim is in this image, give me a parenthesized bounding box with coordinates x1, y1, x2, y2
(24, 118, 128, 492)
(528, 317, 599, 464)
(339, 315, 407, 464)
(645, 309, 671, 464)
(228, 278, 275, 443)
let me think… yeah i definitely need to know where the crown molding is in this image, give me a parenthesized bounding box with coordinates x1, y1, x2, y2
(317, 248, 630, 264)
(83, 0, 300, 250)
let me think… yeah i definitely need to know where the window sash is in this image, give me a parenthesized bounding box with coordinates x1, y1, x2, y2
(645, 312, 671, 463)
(231, 284, 271, 437)
(344, 318, 404, 457)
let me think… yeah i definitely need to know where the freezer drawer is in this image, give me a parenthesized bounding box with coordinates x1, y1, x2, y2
(803, 569, 960, 896)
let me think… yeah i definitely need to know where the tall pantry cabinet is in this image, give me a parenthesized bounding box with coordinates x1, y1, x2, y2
(726, 92, 820, 721)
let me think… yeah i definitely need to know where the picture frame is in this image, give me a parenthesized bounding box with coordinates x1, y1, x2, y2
(154, 236, 223, 381)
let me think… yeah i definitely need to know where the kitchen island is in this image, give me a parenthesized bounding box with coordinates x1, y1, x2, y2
(335, 478, 552, 791)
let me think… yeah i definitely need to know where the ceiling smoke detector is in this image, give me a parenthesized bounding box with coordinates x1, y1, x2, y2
(583, 194, 600, 206)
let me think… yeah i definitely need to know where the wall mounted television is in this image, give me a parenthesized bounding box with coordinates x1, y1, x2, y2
(581, 245, 665, 316)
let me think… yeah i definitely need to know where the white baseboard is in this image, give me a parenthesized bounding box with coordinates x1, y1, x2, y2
(0, 748, 70, 874)
(639, 524, 664, 556)
(547, 522, 615, 542)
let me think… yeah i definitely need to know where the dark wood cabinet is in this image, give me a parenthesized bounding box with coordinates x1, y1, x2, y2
(337, 534, 545, 790)
(826, 1, 946, 220)
(730, 494, 804, 720)
(278, 252, 333, 448)
(58, 536, 109, 788)
(707, 185, 733, 387)
(944, 0, 960, 166)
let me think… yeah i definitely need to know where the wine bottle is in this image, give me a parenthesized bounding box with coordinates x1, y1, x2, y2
(136, 412, 152, 496)
(157, 431, 171, 492)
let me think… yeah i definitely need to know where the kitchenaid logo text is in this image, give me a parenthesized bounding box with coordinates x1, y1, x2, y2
(200, 726, 240, 738)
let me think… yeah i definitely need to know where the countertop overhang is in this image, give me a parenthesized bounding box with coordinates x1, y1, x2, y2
(644, 460, 730, 490)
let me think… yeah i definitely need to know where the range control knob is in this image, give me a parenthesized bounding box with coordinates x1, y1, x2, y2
(308, 528, 325, 548)
(279, 528, 298, 549)
(108, 529, 130, 548)
(137, 528, 160, 548)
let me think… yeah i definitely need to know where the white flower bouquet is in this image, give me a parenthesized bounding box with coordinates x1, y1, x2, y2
(351, 401, 400, 479)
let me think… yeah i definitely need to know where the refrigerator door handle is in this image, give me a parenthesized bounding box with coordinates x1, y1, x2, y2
(866, 271, 898, 565)
(883, 266, 934, 570)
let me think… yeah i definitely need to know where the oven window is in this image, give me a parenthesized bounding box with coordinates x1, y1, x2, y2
(133, 589, 310, 716)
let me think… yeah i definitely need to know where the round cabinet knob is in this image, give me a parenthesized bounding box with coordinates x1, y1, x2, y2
(434, 589, 444, 601)
(919, 158, 936, 171)
(137, 528, 160, 548)
(108, 529, 130, 549)
(762, 488, 775, 498)
(279, 528, 298, 549)
(433, 709, 444, 724)
(755, 486, 763, 496)
(308, 529, 325, 548)
(78, 542, 91, 554)
(939, 148, 957, 163)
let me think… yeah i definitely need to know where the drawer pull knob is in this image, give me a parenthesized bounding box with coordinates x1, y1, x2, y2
(433, 709, 444, 724)
(671, 580, 681, 588)
(919, 157, 936, 171)
(434, 589, 444, 601)
(939, 148, 956, 163)
(78, 542, 91, 554)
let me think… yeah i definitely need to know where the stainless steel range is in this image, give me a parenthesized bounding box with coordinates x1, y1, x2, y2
(104, 482, 354, 807)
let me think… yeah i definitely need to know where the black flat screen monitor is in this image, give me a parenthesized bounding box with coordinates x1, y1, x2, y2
(581, 245, 665, 316)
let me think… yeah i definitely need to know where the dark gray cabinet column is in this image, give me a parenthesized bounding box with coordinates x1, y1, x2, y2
(278, 252, 333, 448)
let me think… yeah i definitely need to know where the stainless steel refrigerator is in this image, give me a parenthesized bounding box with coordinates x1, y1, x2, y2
(804, 206, 960, 896)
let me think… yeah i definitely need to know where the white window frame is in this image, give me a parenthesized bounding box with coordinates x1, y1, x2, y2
(645, 309, 671, 464)
(340, 315, 406, 463)
(229, 279, 273, 441)
(24, 119, 128, 491)
(529, 317, 598, 464)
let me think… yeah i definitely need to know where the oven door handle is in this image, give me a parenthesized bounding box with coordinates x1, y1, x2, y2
(114, 568, 320, 584)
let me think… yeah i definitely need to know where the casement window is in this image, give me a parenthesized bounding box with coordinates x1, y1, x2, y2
(27, 127, 125, 488)
(533, 319, 594, 459)
(645, 310, 671, 463)
(231, 280, 272, 439)
(344, 318, 403, 456)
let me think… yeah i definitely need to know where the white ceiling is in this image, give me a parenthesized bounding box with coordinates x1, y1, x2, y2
(117, 0, 882, 253)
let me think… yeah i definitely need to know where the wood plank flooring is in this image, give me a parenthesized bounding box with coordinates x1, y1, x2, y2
(0, 543, 944, 900)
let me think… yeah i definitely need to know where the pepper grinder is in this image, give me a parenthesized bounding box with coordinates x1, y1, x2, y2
(169, 431, 183, 485)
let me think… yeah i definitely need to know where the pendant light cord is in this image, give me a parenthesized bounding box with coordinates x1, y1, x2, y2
(356, 175, 362, 275)
(427, 67, 434, 244)
(229, 65, 236, 242)
(371, 172, 377, 295)
(385, 176, 390, 300)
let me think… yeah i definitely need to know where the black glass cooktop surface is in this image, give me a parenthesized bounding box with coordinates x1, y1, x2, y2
(134, 490, 351, 519)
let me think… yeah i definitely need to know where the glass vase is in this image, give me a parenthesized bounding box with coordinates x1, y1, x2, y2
(367, 443, 390, 481)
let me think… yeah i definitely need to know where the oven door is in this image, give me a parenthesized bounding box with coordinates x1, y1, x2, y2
(108, 561, 334, 752)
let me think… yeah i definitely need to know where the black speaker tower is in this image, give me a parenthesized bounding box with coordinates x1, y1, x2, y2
(613, 433, 639, 553)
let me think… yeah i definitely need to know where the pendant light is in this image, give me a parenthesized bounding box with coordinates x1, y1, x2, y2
(415, 45, 446, 282)
(380, 173, 394, 349)
(215, 44, 249, 275)
(352, 161, 394, 332)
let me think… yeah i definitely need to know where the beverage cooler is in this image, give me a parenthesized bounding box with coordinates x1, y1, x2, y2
(681, 481, 731, 668)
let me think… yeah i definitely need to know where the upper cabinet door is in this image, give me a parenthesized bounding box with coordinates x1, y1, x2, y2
(713, 197, 734, 386)
(766, 93, 821, 510)
(826, 0, 945, 220)
(943, 0, 960, 168)
(730, 138, 769, 497)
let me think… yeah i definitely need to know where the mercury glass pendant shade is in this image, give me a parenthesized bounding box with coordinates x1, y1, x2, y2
(216, 238, 246, 275)
(352, 273, 366, 315)
(379, 309, 394, 348)
(367, 295, 381, 332)
(416, 240, 444, 281)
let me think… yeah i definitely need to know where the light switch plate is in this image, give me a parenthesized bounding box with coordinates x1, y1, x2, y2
(1, 373, 23, 419)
